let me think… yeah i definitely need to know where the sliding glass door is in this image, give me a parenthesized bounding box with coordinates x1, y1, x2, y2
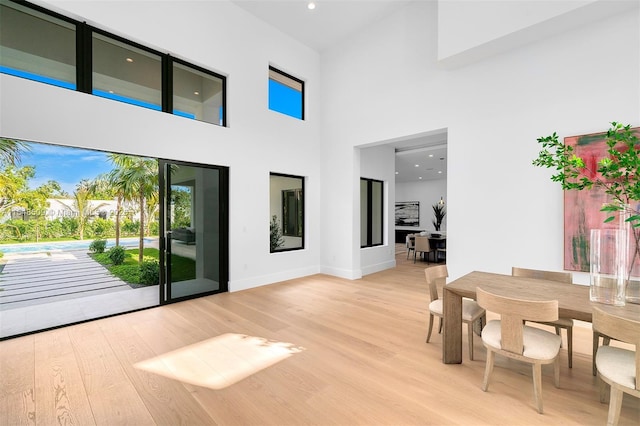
(160, 160, 228, 303)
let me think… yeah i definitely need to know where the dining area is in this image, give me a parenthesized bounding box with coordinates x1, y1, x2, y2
(406, 232, 447, 264)
(431, 267, 640, 425)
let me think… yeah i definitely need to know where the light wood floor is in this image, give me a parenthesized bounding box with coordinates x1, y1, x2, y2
(1, 249, 638, 425)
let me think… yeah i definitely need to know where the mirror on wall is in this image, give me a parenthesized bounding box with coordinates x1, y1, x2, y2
(270, 173, 304, 252)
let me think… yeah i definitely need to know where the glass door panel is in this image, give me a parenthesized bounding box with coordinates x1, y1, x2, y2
(161, 161, 227, 302)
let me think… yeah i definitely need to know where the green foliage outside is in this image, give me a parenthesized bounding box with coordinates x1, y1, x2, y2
(92, 247, 194, 285)
(270, 215, 284, 251)
(139, 260, 160, 285)
(89, 238, 107, 253)
(107, 245, 126, 265)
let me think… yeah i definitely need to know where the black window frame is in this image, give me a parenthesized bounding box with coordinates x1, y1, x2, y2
(361, 178, 384, 248)
(268, 65, 305, 121)
(2, 0, 227, 127)
(270, 172, 305, 253)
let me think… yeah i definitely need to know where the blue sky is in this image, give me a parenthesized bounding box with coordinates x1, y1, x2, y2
(19, 143, 113, 195)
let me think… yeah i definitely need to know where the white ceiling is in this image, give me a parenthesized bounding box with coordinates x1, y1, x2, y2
(231, 0, 443, 183)
(230, 0, 413, 53)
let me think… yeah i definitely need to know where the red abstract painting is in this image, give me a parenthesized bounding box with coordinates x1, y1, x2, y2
(563, 128, 640, 276)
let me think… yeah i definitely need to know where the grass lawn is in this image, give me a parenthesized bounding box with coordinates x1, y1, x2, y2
(92, 247, 195, 285)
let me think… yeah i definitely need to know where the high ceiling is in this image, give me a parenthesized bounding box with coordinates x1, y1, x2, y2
(230, 0, 413, 53)
(232, 0, 442, 182)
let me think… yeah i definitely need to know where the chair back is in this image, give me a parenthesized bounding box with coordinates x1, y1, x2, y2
(512, 267, 572, 284)
(476, 287, 558, 355)
(415, 236, 431, 252)
(424, 265, 448, 303)
(593, 306, 640, 391)
(406, 234, 415, 248)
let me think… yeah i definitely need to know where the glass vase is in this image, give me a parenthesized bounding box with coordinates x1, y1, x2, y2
(624, 225, 640, 304)
(589, 228, 627, 306)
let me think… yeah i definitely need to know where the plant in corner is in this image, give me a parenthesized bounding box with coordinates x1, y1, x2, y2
(532, 121, 640, 302)
(432, 203, 446, 232)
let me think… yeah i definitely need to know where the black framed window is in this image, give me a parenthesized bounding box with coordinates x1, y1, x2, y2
(92, 31, 163, 110)
(268, 66, 304, 120)
(361, 178, 384, 248)
(171, 59, 226, 126)
(0, 0, 227, 126)
(0, 0, 76, 90)
(270, 173, 304, 252)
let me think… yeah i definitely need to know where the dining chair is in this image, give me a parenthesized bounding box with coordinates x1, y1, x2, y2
(511, 266, 574, 368)
(414, 236, 434, 263)
(476, 287, 561, 414)
(424, 265, 485, 360)
(593, 306, 640, 426)
(406, 234, 416, 260)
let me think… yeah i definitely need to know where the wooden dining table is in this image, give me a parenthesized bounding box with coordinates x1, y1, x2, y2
(442, 271, 640, 364)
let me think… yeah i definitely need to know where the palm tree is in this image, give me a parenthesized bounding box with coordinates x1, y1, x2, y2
(108, 154, 158, 263)
(0, 138, 29, 167)
(59, 180, 108, 240)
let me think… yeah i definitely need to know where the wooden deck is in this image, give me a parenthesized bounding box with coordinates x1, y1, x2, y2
(0, 250, 130, 309)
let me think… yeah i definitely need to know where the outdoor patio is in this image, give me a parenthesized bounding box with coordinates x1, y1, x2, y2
(0, 249, 158, 338)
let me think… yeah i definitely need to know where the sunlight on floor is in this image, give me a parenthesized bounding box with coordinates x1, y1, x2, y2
(134, 333, 305, 390)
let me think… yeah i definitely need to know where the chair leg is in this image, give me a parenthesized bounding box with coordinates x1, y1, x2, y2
(481, 350, 494, 391)
(567, 327, 573, 368)
(553, 357, 560, 388)
(593, 331, 599, 376)
(438, 317, 443, 334)
(556, 326, 563, 348)
(467, 321, 474, 361)
(532, 363, 544, 414)
(426, 314, 434, 343)
(607, 386, 623, 426)
(598, 375, 609, 404)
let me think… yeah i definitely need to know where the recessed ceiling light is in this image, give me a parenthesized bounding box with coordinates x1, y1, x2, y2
(438, 170, 442, 174)
(428, 154, 434, 157)
(308, 2, 316, 10)
(395, 171, 399, 175)
(108, 90, 114, 94)
(418, 177, 423, 180)
(194, 91, 200, 95)
(126, 57, 134, 63)
(414, 164, 419, 167)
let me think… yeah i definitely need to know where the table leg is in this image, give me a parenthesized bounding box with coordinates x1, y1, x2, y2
(443, 287, 463, 364)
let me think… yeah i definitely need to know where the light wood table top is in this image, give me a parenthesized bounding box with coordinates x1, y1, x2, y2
(442, 271, 640, 364)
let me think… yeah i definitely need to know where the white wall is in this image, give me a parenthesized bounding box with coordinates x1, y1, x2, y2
(3, 0, 638, 291)
(359, 144, 396, 276)
(396, 180, 448, 233)
(1, 0, 322, 291)
(321, 1, 639, 284)
(437, 0, 638, 68)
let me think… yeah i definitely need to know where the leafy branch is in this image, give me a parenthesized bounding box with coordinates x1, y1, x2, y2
(532, 121, 640, 280)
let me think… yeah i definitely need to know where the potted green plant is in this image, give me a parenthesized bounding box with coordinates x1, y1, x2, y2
(532, 121, 640, 303)
(432, 203, 446, 232)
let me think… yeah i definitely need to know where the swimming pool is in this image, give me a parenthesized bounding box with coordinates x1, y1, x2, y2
(0, 237, 156, 254)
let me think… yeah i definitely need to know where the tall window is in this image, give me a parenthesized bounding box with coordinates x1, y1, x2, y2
(0, 0, 76, 89)
(270, 173, 304, 252)
(361, 178, 384, 248)
(268, 66, 304, 120)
